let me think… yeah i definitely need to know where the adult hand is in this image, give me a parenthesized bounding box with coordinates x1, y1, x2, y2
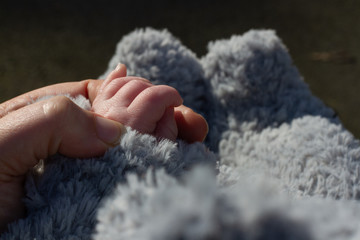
(0, 79, 124, 232)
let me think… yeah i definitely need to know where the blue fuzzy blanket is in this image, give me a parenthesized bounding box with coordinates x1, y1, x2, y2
(3, 28, 360, 240)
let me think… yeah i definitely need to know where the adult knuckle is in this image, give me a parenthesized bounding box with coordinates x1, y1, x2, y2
(42, 96, 75, 119)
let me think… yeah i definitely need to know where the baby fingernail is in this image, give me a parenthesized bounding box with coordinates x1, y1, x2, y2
(115, 63, 122, 71)
(95, 116, 125, 145)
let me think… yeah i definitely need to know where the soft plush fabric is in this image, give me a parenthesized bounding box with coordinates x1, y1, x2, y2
(2, 28, 360, 240)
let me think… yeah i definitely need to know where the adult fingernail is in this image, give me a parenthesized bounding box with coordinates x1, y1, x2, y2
(95, 116, 125, 145)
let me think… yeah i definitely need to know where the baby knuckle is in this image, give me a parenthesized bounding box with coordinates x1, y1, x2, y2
(123, 76, 151, 83)
(158, 85, 179, 95)
(130, 77, 150, 82)
(129, 79, 152, 88)
(112, 78, 151, 91)
(152, 85, 182, 102)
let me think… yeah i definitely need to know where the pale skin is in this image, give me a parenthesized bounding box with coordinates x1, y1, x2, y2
(0, 63, 208, 232)
(92, 64, 208, 142)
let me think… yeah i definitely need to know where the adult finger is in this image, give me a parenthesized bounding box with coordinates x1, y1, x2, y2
(0, 96, 125, 180)
(0, 79, 104, 118)
(174, 105, 208, 143)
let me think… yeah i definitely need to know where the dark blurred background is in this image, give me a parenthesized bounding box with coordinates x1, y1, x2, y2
(1, 0, 360, 138)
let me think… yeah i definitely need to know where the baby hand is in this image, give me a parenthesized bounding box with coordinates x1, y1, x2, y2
(92, 64, 182, 141)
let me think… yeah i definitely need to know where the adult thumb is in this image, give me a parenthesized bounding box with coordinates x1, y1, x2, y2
(0, 95, 124, 179)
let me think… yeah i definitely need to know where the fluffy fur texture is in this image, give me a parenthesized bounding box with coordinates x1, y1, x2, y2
(2, 28, 360, 240)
